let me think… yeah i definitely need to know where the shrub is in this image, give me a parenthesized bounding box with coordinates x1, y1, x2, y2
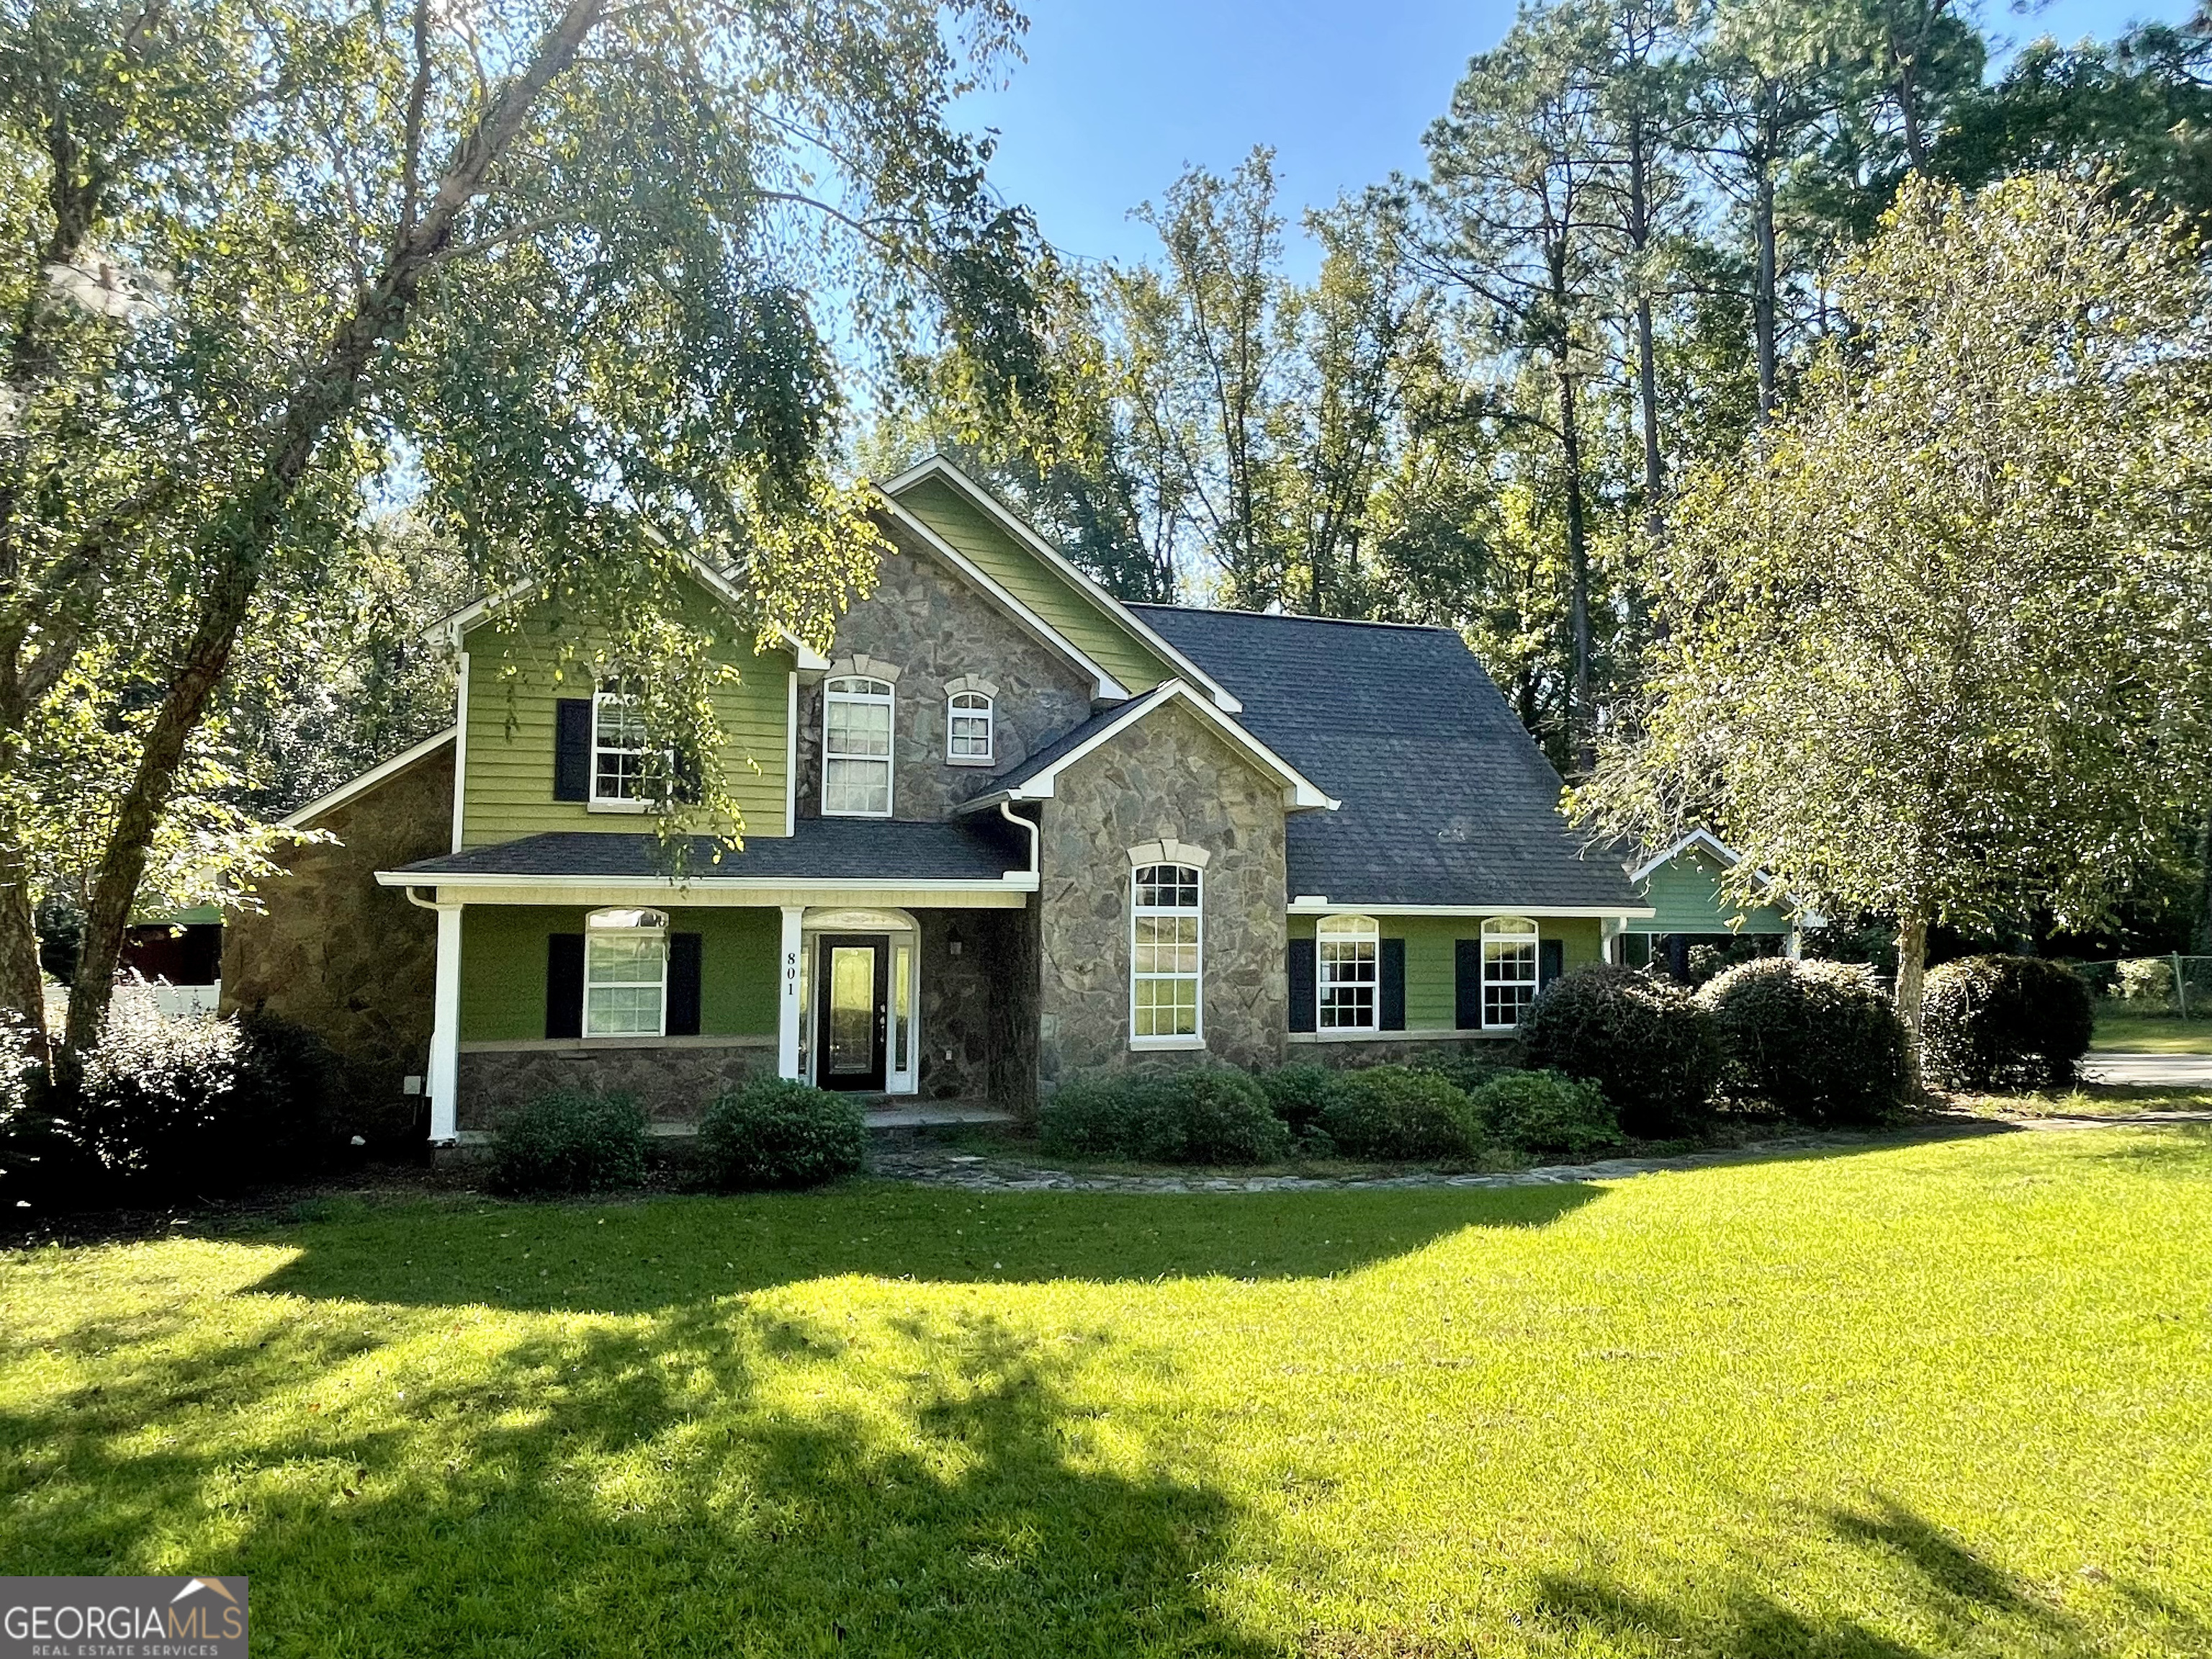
(2114, 957, 2175, 1006)
(489, 1090, 647, 1195)
(1517, 966, 1723, 1138)
(1319, 1065, 1479, 1161)
(1409, 1051, 1505, 1097)
(1696, 958, 1910, 1125)
(1470, 1069, 1622, 1157)
(1039, 1070, 1290, 1165)
(1921, 955, 2095, 1092)
(698, 1078, 866, 1190)
(1256, 1064, 1337, 1134)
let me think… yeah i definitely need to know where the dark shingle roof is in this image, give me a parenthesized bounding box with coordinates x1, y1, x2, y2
(980, 701, 1140, 791)
(1128, 605, 1640, 911)
(395, 817, 1021, 882)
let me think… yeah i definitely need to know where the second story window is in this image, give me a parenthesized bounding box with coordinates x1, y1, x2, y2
(823, 675, 894, 817)
(592, 689, 651, 807)
(947, 691, 994, 763)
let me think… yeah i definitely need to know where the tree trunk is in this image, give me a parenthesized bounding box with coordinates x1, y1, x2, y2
(58, 0, 610, 1056)
(1627, 118, 1665, 542)
(1556, 349, 1593, 775)
(1752, 150, 1779, 425)
(1894, 909, 1930, 1093)
(0, 827, 46, 1061)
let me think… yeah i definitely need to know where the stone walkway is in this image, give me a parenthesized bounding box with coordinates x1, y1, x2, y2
(868, 1121, 2039, 1195)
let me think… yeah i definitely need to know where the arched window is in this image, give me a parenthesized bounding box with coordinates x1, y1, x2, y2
(1316, 914, 1380, 1030)
(1130, 863, 1202, 1043)
(584, 907, 668, 1036)
(946, 689, 994, 763)
(1481, 915, 1540, 1029)
(822, 675, 894, 817)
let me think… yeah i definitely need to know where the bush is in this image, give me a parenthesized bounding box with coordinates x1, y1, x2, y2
(1039, 1069, 1290, 1165)
(1256, 1064, 1336, 1134)
(489, 1090, 647, 1195)
(2114, 957, 2175, 1006)
(1517, 966, 1722, 1138)
(698, 1078, 866, 1190)
(1470, 1069, 1621, 1157)
(1921, 955, 2095, 1092)
(1319, 1065, 1479, 1161)
(1408, 1051, 1505, 1097)
(1696, 958, 1910, 1125)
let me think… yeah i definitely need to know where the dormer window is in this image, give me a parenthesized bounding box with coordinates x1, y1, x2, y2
(823, 675, 894, 817)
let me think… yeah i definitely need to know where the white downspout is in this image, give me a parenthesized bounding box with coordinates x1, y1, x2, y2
(405, 887, 462, 1143)
(998, 799, 1039, 879)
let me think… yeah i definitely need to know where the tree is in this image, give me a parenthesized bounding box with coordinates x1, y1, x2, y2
(0, 0, 1047, 1059)
(1573, 173, 2212, 1068)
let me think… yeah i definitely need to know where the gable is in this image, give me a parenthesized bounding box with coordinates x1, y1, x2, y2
(1637, 848, 1794, 935)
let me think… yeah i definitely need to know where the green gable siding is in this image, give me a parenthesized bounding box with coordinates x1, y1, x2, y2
(1288, 914, 1604, 1029)
(1637, 850, 1791, 935)
(459, 904, 779, 1042)
(459, 577, 791, 849)
(894, 476, 1172, 695)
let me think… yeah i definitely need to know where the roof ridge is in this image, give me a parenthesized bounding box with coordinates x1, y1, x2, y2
(1128, 602, 1460, 636)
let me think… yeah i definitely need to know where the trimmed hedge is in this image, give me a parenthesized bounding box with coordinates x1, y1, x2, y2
(698, 1078, 866, 1190)
(1318, 1065, 1479, 1161)
(1697, 958, 1910, 1124)
(1039, 1069, 1292, 1165)
(1921, 955, 2095, 1092)
(490, 1090, 647, 1195)
(1256, 1064, 1336, 1136)
(1470, 1069, 1622, 1157)
(1517, 966, 1722, 1137)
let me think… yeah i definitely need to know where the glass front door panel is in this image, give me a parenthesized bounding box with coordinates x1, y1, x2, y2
(827, 945, 877, 1077)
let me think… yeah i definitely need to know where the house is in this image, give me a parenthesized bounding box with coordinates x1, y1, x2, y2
(1612, 829, 1812, 979)
(221, 459, 1652, 1141)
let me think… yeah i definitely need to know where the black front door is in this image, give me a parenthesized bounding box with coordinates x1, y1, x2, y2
(814, 935, 889, 1090)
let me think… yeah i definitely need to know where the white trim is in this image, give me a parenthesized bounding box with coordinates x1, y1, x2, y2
(783, 671, 799, 837)
(878, 456, 1244, 714)
(375, 873, 1035, 907)
(1126, 838, 1211, 870)
(450, 654, 469, 852)
(870, 489, 1130, 701)
(945, 688, 995, 765)
(1316, 912, 1380, 1033)
(1287, 899, 1656, 919)
(1628, 828, 1805, 916)
(776, 904, 804, 1080)
(958, 680, 1337, 813)
(283, 727, 458, 830)
(821, 673, 896, 818)
(427, 903, 462, 1143)
(797, 905, 921, 1094)
(1480, 915, 1540, 1032)
(582, 907, 670, 1038)
(1130, 858, 1204, 1047)
(588, 689, 656, 810)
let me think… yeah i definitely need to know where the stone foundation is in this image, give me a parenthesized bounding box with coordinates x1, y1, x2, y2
(1287, 1033, 1518, 1070)
(457, 1038, 777, 1130)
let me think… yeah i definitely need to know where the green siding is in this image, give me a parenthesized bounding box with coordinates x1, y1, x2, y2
(1287, 914, 1605, 1029)
(459, 905, 780, 1041)
(1636, 849, 1792, 935)
(459, 575, 791, 848)
(895, 476, 1174, 695)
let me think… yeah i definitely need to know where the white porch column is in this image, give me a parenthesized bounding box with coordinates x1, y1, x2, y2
(426, 902, 463, 1143)
(777, 904, 804, 1079)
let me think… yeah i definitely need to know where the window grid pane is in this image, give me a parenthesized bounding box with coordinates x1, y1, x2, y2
(1482, 927, 1539, 1029)
(1131, 863, 1202, 1039)
(1318, 928, 1379, 1030)
(593, 696, 651, 801)
(584, 931, 665, 1037)
(824, 679, 894, 816)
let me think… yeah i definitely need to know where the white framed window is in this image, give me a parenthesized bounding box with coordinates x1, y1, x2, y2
(822, 675, 894, 817)
(1130, 862, 1202, 1044)
(1317, 914, 1380, 1030)
(946, 690, 994, 763)
(591, 689, 652, 809)
(1482, 915, 1540, 1030)
(584, 907, 668, 1037)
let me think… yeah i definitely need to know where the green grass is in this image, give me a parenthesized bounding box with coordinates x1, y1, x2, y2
(6, 1130, 2211, 1657)
(2092, 1010, 2212, 1053)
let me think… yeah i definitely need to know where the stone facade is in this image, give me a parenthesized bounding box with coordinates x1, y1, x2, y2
(795, 541, 1099, 822)
(457, 1038, 775, 1129)
(1035, 702, 1288, 1081)
(221, 739, 454, 1136)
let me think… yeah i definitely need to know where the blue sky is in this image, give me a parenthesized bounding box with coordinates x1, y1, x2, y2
(953, 0, 2195, 278)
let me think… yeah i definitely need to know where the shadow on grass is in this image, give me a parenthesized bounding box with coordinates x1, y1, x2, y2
(1, 1295, 1283, 1655)
(1532, 1491, 2210, 1658)
(241, 1181, 1602, 1313)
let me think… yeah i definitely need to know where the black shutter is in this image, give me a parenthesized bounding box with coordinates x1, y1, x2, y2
(666, 932, 702, 1036)
(546, 933, 585, 1038)
(554, 698, 593, 801)
(1539, 938, 1565, 990)
(671, 747, 702, 806)
(1287, 938, 1317, 1033)
(1380, 938, 1407, 1030)
(1455, 939, 1483, 1029)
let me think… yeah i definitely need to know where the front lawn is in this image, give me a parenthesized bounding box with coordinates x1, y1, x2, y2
(4, 1130, 2208, 1657)
(2091, 1008, 2212, 1053)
